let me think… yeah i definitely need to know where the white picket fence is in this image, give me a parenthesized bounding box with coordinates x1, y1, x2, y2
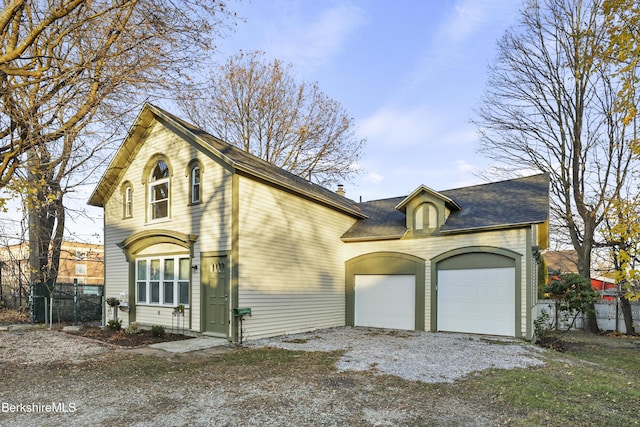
(537, 299, 640, 334)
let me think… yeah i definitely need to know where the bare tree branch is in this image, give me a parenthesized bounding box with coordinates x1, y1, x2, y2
(178, 51, 365, 187)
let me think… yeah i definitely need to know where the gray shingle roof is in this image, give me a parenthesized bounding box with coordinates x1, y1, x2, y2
(340, 196, 407, 241)
(341, 174, 549, 240)
(439, 173, 549, 233)
(151, 104, 366, 218)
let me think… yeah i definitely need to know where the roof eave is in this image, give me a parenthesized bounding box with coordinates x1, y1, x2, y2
(235, 166, 366, 219)
(152, 104, 367, 219)
(89, 103, 366, 219)
(88, 104, 158, 207)
(440, 220, 547, 234)
(341, 234, 404, 242)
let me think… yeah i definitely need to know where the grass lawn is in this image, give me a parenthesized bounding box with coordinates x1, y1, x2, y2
(456, 331, 640, 426)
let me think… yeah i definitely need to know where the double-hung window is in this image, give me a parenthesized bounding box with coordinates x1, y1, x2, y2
(124, 186, 133, 218)
(191, 165, 201, 204)
(136, 256, 190, 306)
(150, 160, 170, 220)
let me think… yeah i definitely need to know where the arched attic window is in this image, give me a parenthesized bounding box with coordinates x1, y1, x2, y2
(414, 202, 437, 231)
(149, 159, 171, 220)
(186, 160, 203, 205)
(122, 182, 133, 218)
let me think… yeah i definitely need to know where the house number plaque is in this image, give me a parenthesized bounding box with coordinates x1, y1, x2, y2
(210, 262, 225, 273)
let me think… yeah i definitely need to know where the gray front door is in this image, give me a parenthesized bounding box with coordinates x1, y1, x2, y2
(202, 255, 229, 336)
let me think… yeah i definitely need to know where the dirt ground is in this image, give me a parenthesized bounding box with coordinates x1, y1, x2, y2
(0, 328, 537, 426)
(66, 326, 193, 347)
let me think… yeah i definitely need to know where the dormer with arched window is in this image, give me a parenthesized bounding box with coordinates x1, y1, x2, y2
(395, 185, 460, 237)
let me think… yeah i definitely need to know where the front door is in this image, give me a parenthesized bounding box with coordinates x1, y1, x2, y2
(202, 255, 229, 336)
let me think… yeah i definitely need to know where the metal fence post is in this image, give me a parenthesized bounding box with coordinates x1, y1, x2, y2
(74, 278, 78, 326)
(29, 282, 34, 324)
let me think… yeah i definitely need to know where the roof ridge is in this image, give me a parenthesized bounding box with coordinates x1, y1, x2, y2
(439, 173, 549, 193)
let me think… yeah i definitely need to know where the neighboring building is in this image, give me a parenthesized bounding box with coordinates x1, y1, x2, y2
(543, 249, 617, 300)
(0, 241, 104, 306)
(88, 103, 550, 342)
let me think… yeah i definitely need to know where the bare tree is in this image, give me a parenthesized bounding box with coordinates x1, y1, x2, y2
(0, 0, 237, 290)
(178, 51, 365, 186)
(473, 0, 640, 333)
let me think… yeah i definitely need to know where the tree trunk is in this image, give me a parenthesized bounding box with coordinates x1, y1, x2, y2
(620, 296, 636, 335)
(26, 155, 63, 294)
(576, 240, 600, 333)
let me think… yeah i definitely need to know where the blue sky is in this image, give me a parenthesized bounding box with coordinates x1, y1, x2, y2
(210, 0, 523, 202)
(1, 0, 525, 244)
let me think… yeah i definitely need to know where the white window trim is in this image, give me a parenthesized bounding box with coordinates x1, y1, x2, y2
(191, 165, 201, 204)
(136, 255, 190, 307)
(149, 177, 170, 221)
(125, 186, 133, 218)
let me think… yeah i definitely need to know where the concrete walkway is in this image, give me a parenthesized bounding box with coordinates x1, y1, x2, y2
(149, 336, 229, 353)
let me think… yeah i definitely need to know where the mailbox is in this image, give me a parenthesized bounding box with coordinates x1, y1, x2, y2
(233, 307, 252, 317)
(233, 307, 252, 345)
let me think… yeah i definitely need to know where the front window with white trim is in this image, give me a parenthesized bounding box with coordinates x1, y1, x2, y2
(136, 256, 190, 306)
(149, 160, 170, 220)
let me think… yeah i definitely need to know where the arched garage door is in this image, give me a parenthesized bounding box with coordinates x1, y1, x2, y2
(346, 252, 425, 331)
(354, 275, 415, 330)
(436, 250, 519, 337)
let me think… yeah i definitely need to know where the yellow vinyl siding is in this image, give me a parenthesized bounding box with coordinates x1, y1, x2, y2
(236, 177, 357, 339)
(102, 121, 232, 331)
(134, 306, 190, 328)
(344, 227, 529, 336)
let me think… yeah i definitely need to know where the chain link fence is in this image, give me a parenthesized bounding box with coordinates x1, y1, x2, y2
(30, 281, 103, 325)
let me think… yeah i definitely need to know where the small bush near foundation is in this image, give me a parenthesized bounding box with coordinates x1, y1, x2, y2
(151, 325, 165, 337)
(125, 322, 141, 335)
(106, 319, 122, 331)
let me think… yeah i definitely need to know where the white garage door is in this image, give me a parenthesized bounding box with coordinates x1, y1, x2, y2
(437, 268, 515, 336)
(354, 275, 415, 330)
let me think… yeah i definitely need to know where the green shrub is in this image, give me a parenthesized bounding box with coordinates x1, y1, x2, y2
(534, 309, 552, 343)
(125, 322, 141, 335)
(543, 272, 599, 331)
(150, 325, 165, 337)
(106, 319, 122, 331)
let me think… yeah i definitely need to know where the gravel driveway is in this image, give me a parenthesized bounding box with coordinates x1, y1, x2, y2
(250, 327, 546, 383)
(0, 327, 547, 426)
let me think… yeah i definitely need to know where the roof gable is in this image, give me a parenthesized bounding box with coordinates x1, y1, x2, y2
(88, 104, 365, 219)
(395, 185, 461, 212)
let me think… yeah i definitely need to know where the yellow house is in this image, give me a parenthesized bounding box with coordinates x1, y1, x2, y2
(88, 104, 549, 341)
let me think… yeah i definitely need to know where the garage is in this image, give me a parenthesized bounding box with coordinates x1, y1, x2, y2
(354, 275, 415, 330)
(437, 267, 515, 336)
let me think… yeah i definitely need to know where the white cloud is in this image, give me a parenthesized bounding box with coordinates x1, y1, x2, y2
(455, 159, 478, 173)
(364, 170, 384, 184)
(271, 3, 365, 71)
(445, 0, 520, 45)
(357, 106, 442, 148)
